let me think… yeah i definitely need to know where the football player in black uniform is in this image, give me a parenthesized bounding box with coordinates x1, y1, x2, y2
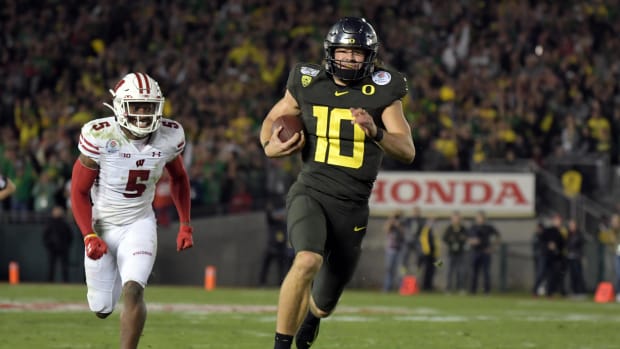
(260, 17, 415, 349)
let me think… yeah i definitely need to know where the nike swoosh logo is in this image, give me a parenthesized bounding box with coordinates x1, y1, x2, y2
(334, 91, 349, 96)
(354, 226, 366, 232)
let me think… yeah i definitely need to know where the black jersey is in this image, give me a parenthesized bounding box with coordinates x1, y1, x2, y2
(286, 62, 408, 202)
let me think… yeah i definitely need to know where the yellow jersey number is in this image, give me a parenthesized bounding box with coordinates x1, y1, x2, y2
(313, 106, 365, 169)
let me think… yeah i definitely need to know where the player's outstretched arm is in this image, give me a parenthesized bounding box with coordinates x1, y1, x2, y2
(165, 155, 193, 251)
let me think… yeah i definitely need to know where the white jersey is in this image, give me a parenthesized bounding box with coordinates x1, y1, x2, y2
(78, 116, 185, 226)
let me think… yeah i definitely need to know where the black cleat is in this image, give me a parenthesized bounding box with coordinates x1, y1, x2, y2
(295, 319, 320, 349)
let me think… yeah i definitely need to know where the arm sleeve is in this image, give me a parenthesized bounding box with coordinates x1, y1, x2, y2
(165, 155, 191, 224)
(70, 159, 98, 237)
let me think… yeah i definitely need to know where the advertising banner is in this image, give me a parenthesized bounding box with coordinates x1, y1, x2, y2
(370, 172, 536, 217)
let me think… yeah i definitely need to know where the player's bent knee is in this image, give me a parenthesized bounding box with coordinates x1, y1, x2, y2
(293, 251, 323, 274)
(95, 312, 111, 319)
(123, 281, 144, 303)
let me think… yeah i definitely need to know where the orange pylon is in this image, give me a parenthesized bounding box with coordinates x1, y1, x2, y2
(399, 275, 418, 296)
(9, 261, 19, 285)
(205, 265, 216, 291)
(594, 282, 615, 303)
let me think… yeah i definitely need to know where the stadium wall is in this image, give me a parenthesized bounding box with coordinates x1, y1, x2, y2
(0, 214, 611, 292)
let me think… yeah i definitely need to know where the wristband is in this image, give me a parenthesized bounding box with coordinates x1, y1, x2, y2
(84, 233, 98, 241)
(373, 128, 384, 142)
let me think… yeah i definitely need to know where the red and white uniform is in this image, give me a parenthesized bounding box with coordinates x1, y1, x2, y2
(78, 116, 185, 313)
(79, 116, 185, 226)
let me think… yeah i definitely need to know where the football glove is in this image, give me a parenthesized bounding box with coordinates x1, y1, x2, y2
(84, 234, 108, 260)
(177, 225, 193, 251)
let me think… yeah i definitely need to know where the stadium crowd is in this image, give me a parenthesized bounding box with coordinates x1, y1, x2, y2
(1, 0, 620, 218)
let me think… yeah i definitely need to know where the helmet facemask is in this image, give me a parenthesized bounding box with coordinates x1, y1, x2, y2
(326, 47, 376, 81)
(104, 72, 164, 138)
(114, 99, 163, 137)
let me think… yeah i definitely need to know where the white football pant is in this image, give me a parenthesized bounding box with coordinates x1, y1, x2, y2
(85, 215, 157, 314)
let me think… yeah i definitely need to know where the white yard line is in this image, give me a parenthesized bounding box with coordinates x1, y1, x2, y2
(3, 301, 620, 324)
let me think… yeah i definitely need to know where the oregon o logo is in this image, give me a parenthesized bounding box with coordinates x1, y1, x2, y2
(362, 85, 375, 95)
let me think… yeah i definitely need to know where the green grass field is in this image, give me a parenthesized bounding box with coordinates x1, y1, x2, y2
(2, 283, 620, 348)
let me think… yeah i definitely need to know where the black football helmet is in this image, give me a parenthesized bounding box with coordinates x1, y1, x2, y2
(324, 17, 379, 81)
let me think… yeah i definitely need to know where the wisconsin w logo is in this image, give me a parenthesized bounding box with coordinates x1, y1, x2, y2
(136, 159, 145, 167)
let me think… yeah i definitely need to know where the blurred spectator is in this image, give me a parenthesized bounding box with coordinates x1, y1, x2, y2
(32, 170, 61, 215)
(418, 215, 439, 291)
(468, 210, 500, 294)
(42, 205, 75, 282)
(0, 173, 16, 201)
(258, 197, 291, 287)
(531, 221, 546, 296)
(536, 214, 567, 297)
(559, 114, 585, 155)
(382, 210, 406, 292)
(595, 215, 610, 284)
(401, 206, 424, 275)
(442, 210, 468, 293)
(599, 213, 620, 300)
(3, 1, 620, 217)
(10, 160, 36, 219)
(613, 214, 620, 301)
(586, 101, 611, 153)
(565, 218, 587, 296)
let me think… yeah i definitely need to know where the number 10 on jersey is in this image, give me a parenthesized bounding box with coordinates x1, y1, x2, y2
(313, 106, 365, 169)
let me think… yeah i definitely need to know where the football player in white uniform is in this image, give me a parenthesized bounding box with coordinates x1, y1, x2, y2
(70, 72, 193, 349)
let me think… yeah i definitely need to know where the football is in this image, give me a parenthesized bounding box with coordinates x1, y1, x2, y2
(271, 114, 303, 142)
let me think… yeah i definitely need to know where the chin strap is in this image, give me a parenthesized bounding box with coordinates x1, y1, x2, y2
(332, 66, 367, 81)
(103, 88, 117, 114)
(103, 102, 115, 114)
